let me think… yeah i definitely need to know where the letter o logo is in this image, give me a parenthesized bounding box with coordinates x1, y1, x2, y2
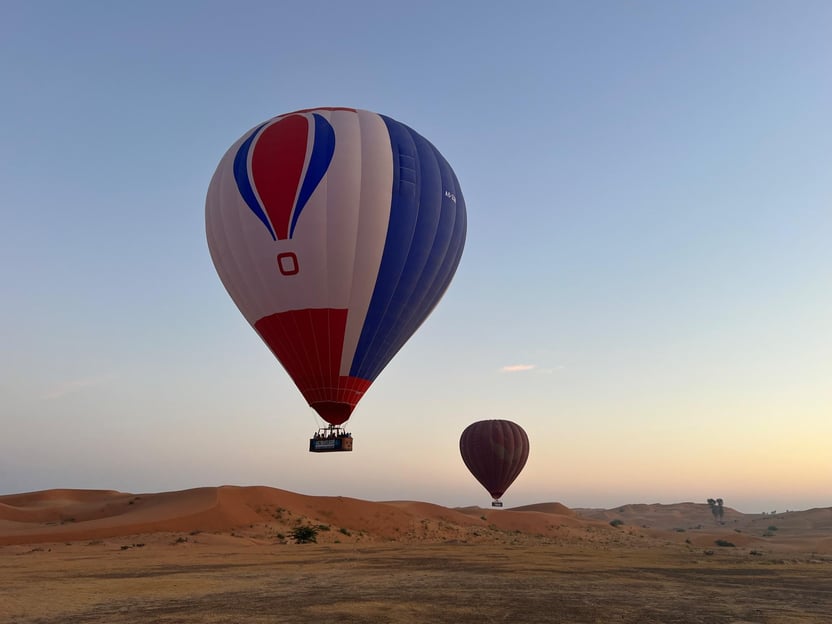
(277, 252, 299, 276)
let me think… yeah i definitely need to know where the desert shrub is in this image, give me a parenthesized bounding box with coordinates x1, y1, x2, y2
(317, 524, 331, 531)
(291, 525, 319, 543)
(609, 519, 624, 527)
(674, 528, 686, 533)
(767, 525, 779, 532)
(715, 539, 735, 547)
(339, 527, 351, 536)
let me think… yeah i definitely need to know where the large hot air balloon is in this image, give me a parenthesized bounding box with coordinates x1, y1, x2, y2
(459, 420, 529, 507)
(206, 107, 466, 452)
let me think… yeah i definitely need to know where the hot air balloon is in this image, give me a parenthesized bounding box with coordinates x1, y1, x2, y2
(459, 420, 529, 507)
(206, 107, 466, 452)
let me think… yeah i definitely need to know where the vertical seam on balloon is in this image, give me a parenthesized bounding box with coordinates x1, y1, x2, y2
(402, 155, 466, 344)
(344, 109, 364, 380)
(346, 111, 395, 380)
(368, 129, 423, 377)
(369, 137, 447, 374)
(276, 313, 309, 403)
(247, 124, 278, 240)
(225, 131, 275, 326)
(306, 307, 324, 402)
(224, 158, 268, 326)
(495, 421, 506, 498)
(318, 111, 333, 404)
(234, 123, 277, 241)
(507, 421, 516, 495)
(285, 309, 315, 406)
(350, 121, 419, 380)
(290, 114, 313, 239)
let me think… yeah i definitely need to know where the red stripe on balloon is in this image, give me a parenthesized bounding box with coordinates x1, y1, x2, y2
(251, 115, 308, 240)
(254, 309, 371, 425)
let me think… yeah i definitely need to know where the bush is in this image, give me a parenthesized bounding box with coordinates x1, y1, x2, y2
(715, 539, 735, 547)
(291, 525, 319, 543)
(609, 519, 624, 527)
(767, 525, 779, 532)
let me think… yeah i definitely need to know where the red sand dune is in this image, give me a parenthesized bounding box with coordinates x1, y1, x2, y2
(1, 487, 829, 554)
(0, 486, 599, 546)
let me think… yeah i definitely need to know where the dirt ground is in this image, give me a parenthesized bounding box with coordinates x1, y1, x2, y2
(2, 537, 830, 623)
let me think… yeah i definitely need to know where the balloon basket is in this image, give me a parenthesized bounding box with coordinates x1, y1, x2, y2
(491, 500, 503, 508)
(309, 426, 353, 453)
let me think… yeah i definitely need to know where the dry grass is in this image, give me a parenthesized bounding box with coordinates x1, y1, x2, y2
(2, 538, 830, 623)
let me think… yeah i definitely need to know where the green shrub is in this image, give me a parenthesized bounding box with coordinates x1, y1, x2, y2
(291, 525, 319, 543)
(715, 539, 735, 547)
(609, 519, 624, 527)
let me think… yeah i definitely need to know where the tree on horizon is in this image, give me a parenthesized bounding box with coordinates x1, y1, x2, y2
(707, 498, 725, 523)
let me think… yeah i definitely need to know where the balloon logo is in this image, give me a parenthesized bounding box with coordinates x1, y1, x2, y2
(233, 112, 335, 241)
(206, 108, 467, 430)
(460, 420, 529, 506)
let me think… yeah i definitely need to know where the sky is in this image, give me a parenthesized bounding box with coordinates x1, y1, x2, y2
(1, 1, 830, 514)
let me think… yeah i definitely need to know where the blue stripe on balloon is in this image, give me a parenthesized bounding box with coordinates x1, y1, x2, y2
(380, 143, 466, 366)
(349, 115, 466, 381)
(233, 122, 275, 240)
(290, 114, 335, 238)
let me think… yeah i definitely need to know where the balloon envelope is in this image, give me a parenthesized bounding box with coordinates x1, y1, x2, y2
(206, 107, 466, 426)
(459, 420, 529, 500)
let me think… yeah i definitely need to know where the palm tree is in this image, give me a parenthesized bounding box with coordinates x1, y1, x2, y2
(706, 498, 723, 523)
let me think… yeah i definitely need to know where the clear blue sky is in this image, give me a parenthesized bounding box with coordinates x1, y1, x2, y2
(2, 1, 830, 513)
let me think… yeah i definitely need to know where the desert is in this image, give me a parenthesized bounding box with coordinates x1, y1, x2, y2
(2, 486, 830, 623)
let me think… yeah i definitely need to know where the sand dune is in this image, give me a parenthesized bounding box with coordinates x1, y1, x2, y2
(575, 502, 832, 554)
(0, 486, 600, 546)
(1, 486, 829, 554)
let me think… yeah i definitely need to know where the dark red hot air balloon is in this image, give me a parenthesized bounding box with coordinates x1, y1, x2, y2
(459, 420, 529, 507)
